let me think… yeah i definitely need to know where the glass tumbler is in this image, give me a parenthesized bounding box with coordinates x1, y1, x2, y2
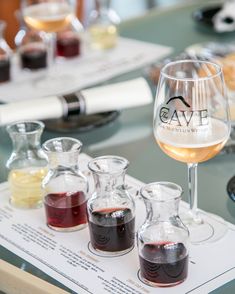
(137, 182, 189, 287)
(87, 155, 135, 257)
(6, 121, 48, 209)
(42, 137, 88, 232)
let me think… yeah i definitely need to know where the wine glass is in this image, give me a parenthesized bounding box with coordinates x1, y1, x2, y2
(153, 59, 230, 244)
(21, 0, 75, 89)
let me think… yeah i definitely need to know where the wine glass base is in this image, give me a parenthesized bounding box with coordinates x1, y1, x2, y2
(180, 211, 228, 245)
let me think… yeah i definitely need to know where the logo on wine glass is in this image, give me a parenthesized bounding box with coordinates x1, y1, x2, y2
(159, 96, 208, 130)
(166, 96, 191, 108)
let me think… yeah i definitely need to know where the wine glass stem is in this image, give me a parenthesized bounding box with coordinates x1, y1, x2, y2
(46, 32, 56, 68)
(187, 162, 203, 224)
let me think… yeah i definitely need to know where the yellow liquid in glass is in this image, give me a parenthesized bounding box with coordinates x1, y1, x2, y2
(89, 24, 118, 49)
(156, 118, 229, 163)
(8, 167, 47, 209)
(24, 3, 73, 33)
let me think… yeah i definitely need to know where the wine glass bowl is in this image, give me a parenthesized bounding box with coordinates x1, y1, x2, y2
(153, 60, 230, 244)
(186, 42, 235, 153)
(22, 0, 74, 33)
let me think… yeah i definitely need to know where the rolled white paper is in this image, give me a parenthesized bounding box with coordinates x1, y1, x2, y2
(83, 77, 153, 115)
(0, 78, 153, 126)
(0, 96, 64, 126)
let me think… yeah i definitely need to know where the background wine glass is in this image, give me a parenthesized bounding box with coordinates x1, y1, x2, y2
(153, 59, 230, 244)
(21, 0, 75, 89)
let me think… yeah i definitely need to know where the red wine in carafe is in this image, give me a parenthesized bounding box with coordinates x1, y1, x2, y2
(57, 31, 80, 58)
(44, 191, 87, 229)
(0, 58, 10, 82)
(21, 46, 47, 70)
(139, 242, 188, 286)
(88, 207, 135, 252)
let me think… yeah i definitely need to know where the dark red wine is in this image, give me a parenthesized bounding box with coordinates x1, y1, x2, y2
(44, 191, 87, 229)
(20, 47, 47, 70)
(56, 31, 80, 58)
(139, 242, 188, 286)
(0, 58, 10, 82)
(88, 207, 135, 252)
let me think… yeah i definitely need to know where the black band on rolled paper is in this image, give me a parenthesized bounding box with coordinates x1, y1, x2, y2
(61, 92, 86, 117)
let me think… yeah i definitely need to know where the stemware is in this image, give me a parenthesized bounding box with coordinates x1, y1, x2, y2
(153, 60, 230, 244)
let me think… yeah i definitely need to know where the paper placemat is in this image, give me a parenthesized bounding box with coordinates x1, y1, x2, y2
(0, 153, 234, 294)
(0, 38, 172, 102)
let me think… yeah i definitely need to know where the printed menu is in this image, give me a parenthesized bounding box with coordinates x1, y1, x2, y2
(0, 38, 172, 102)
(0, 154, 235, 294)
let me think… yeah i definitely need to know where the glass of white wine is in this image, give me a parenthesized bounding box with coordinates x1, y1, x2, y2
(21, 0, 75, 89)
(153, 60, 231, 244)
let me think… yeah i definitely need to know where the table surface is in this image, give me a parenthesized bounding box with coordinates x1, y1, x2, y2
(0, 0, 235, 293)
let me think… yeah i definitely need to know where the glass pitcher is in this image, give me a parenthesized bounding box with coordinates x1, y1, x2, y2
(42, 137, 88, 232)
(87, 0, 120, 50)
(137, 182, 189, 287)
(0, 20, 12, 83)
(87, 155, 135, 256)
(6, 121, 48, 209)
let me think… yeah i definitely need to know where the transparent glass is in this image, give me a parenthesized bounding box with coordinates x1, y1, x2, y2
(15, 10, 27, 48)
(42, 137, 88, 232)
(137, 182, 189, 287)
(153, 60, 231, 244)
(6, 121, 48, 209)
(87, 155, 135, 257)
(88, 0, 120, 50)
(217, 57, 235, 153)
(186, 41, 235, 154)
(0, 20, 12, 83)
(56, 15, 83, 58)
(21, 0, 75, 88)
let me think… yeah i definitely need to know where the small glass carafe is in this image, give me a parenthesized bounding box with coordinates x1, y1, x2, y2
(42, 137, 88, 232)
(0, 20, 12, 83)
(137, 182, 189, 287)
(15, 10, 47, 70)
(87, 155, 135, 257)
(87, 0, 120, 50)
(56, 15, 83, 58)
(19, 32, 47, 70)
(6, 121, 48, 209)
